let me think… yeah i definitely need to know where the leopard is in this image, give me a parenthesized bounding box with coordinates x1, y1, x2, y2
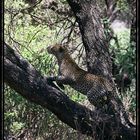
(46, 43, 135, 129)
(46, 44, 114, 108)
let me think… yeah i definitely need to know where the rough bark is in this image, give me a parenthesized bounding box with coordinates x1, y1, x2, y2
(129, 0, 136, 48)
(130, 17, 136, 49)
(104, 0, 119, 22)
(67, 0, 113, 83)
(4, 43, 135, 140)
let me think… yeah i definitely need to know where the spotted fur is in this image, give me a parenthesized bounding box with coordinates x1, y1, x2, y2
(47, 44, 115, 108)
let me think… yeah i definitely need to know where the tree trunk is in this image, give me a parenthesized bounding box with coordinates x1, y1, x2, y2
(67, 0, 113, 83)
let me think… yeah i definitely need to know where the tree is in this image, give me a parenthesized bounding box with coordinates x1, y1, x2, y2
(4, 0, 136, 139)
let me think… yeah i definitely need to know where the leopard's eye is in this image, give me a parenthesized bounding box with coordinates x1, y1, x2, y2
(59, 47, 64, 53)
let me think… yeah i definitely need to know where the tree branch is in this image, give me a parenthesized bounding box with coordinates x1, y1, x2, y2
(3, 43, 110, 138)
(4, 42, 135, 139)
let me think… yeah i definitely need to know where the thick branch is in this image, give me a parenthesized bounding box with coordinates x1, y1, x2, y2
(3, 43, 111, 138)
(104, 0, 119, 22)
(4, 43, 135, 139)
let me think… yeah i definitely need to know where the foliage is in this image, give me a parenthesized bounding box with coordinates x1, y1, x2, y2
(110, 29, 135, 77)
(110, 28, 136, 121)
